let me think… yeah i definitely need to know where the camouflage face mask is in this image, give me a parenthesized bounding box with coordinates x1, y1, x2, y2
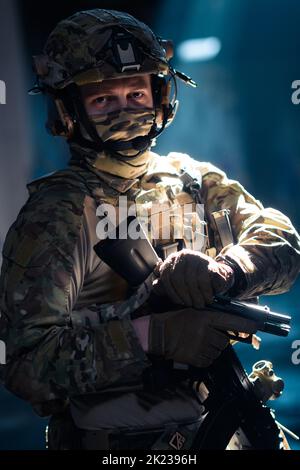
(88, 107, 156, 144)
(73, 107, 156, 179)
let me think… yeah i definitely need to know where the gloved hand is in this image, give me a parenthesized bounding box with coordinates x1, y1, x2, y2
(149, 307, 257, 368)
(152, 249, 235, 308)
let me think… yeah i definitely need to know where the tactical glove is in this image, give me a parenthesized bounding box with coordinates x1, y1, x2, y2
(152, 249, 235, 308)
(148, 307, 257, 368)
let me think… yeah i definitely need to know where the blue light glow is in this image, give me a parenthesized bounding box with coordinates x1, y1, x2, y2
(177, 37, 221, 62)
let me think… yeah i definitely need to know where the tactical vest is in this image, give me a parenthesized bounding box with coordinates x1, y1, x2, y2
(63, 156, 235, 262)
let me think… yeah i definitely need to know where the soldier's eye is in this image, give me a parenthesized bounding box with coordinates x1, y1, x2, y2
(131, 92, 144, 99)
(94, 96, 107, 104)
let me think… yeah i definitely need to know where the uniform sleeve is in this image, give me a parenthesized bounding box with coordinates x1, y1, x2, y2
(0, 187, 150, 413)
(200, 162, 300, 299)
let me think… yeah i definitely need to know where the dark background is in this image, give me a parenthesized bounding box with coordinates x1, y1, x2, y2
(0, 0, 299, 449)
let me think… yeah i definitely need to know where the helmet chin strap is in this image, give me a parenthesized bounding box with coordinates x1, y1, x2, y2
(67, 84, 171, 162)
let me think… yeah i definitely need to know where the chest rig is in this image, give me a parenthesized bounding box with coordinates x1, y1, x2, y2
(134, 167, 234, 261)
(64, 159, 234, 262)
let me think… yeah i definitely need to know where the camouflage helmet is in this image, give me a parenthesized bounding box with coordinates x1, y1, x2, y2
(30, 9, 196, 158)
(33, 9, 172, 90)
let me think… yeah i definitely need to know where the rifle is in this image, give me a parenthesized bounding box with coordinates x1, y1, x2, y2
(93, 216, 295, 449)
(94, 216, 291, 338)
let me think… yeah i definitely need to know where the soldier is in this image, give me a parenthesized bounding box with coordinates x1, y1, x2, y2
(0, 9, 299, 450)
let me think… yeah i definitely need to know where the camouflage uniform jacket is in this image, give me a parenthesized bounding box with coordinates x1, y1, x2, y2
(0, 151, 299, 416)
